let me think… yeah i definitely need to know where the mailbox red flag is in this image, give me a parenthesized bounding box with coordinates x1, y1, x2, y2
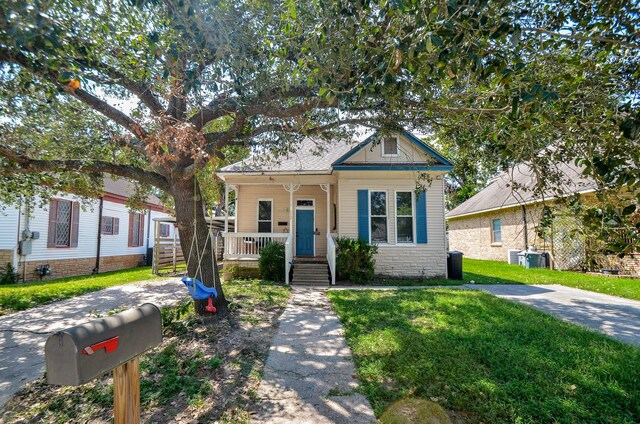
(82, 336, 119, 355)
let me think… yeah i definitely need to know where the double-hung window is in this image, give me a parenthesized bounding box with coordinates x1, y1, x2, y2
(492, 219, 502, 244)
(396, 191, 414, 243)
(128, 213, 145, 247)
(370, 191, 388, 243)
(258, 200, 273, 233)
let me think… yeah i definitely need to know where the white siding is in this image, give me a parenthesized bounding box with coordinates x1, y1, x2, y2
(0, 205, 20, 250)
(337, 175, 447, 278)
(6, 195, 171, 262)
(17, 194, 100, 261)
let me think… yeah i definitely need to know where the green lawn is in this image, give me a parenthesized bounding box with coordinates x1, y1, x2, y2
(329, 289, 640, 423)
(465, 258, 640, 301)
(0, 267, 161, 315)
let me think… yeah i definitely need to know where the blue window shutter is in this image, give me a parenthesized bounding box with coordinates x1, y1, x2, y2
(357, 190, 369, 242)
(416, 191, 428, 243)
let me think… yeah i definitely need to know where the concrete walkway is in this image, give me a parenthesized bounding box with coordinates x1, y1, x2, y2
(465, 284, 640, 346)
(0, 278, 186, 408)
(254, 288, 375, 424)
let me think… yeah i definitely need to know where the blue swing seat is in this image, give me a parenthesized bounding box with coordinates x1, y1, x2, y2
(181, 277, 218, 300)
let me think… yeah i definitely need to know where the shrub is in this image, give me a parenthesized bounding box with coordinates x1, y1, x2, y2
(0, 263, 18, 285)
(335, 237, 377, 284)
(258, 242, 286, 282)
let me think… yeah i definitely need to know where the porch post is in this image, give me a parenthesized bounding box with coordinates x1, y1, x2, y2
(320, 184, 330, 235)
(224, 184, 229, 233)
(283, 184, 300, 233)
(289, 188, 293, 230)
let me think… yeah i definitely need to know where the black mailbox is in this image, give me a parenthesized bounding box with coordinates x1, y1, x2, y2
(45, 303, 162, 386)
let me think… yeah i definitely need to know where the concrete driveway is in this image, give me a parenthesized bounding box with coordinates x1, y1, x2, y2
(0, 278, 186, 409)
(465, 284, 640, 346)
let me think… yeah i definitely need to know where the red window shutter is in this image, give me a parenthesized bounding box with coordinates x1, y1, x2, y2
(114, 218, 120, 235)
(47, 200, 58, 248)
(128, 213, 134, 247)
(138, 214, 145, 247)
(70, 202, 80, 247)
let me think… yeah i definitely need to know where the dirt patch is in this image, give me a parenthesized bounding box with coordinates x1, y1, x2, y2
(1, 280, 290, 423)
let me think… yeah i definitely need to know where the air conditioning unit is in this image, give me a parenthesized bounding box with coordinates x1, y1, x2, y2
(508, 249, 521, 265)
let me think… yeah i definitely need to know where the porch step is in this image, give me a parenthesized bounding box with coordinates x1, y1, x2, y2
(291, 261, 329, 286)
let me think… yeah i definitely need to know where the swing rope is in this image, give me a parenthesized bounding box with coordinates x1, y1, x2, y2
(181, 177, 218, 311)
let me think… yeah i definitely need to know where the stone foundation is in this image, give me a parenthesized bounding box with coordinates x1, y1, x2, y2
(19, 254, 146, 282)
(222, 259, 261, 279)
(0, 249, 14, 268)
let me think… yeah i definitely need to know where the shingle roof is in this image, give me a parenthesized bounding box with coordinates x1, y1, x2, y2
(103, 176, 162, 206)
(218, 137, 355, 174)
(218, 132, 452, 174)
(446, 162, 598, 219)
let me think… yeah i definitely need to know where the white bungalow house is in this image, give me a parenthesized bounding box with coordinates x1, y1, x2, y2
(0, 177, 172, 282)
(217, 131, 453, 284)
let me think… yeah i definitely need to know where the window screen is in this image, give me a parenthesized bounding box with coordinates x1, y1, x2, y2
(396, 192, 414, 243)
(370, 191, 387, 243)
(258, 200, 272, 233)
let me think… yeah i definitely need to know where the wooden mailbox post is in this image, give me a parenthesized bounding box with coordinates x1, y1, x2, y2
(45, 303, 163, 423)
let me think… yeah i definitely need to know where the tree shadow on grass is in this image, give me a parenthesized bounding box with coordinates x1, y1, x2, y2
(330, 289, 640, 423)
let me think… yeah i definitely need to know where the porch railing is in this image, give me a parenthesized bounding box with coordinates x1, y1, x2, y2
(285, 232, 293, 285)
(327, 233, 336, 285)
(222, 232, 289, 259)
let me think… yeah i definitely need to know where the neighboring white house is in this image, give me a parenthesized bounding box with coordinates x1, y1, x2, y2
(216, 130, 454, 284)
(0, 177, 172, 282)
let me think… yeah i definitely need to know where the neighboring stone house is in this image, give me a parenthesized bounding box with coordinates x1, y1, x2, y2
(446, 162, 640, 276)
(0, 177, 172, 282)
(216, 130, 454, 284)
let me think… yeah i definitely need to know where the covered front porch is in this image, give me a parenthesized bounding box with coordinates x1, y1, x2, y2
(221, 175, 339, 285)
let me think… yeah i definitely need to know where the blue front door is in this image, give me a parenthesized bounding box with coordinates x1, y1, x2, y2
(296, 209, 314, 256)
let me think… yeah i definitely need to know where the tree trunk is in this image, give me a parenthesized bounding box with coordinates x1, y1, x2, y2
(172, 177, 228, 315)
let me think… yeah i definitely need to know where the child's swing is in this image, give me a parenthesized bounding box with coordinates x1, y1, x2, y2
(181, 183, 219, 313)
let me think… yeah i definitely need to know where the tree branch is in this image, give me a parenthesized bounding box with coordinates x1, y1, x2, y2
(523, 27, 640, 49)
(76, 59, 165, 115)
(189, 86, 314, 130)
(0, 48, 149, 140)
(0, 145, 170, 192)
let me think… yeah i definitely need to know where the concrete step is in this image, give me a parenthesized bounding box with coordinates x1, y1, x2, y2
(291, 280, 329, 285)
(293, 263, 328, 268)
(293, 268, 329, 275)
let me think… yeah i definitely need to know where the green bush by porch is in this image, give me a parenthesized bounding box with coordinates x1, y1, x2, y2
(335, 237, 378, 284)
(259, 242, 286, 282)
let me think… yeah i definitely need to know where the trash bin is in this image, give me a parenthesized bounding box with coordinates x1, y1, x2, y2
(447, 251, 463, 280)
(525, 252, 543, 269)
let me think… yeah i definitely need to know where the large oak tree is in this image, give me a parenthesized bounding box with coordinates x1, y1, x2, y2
(1, 0, 638, 311)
